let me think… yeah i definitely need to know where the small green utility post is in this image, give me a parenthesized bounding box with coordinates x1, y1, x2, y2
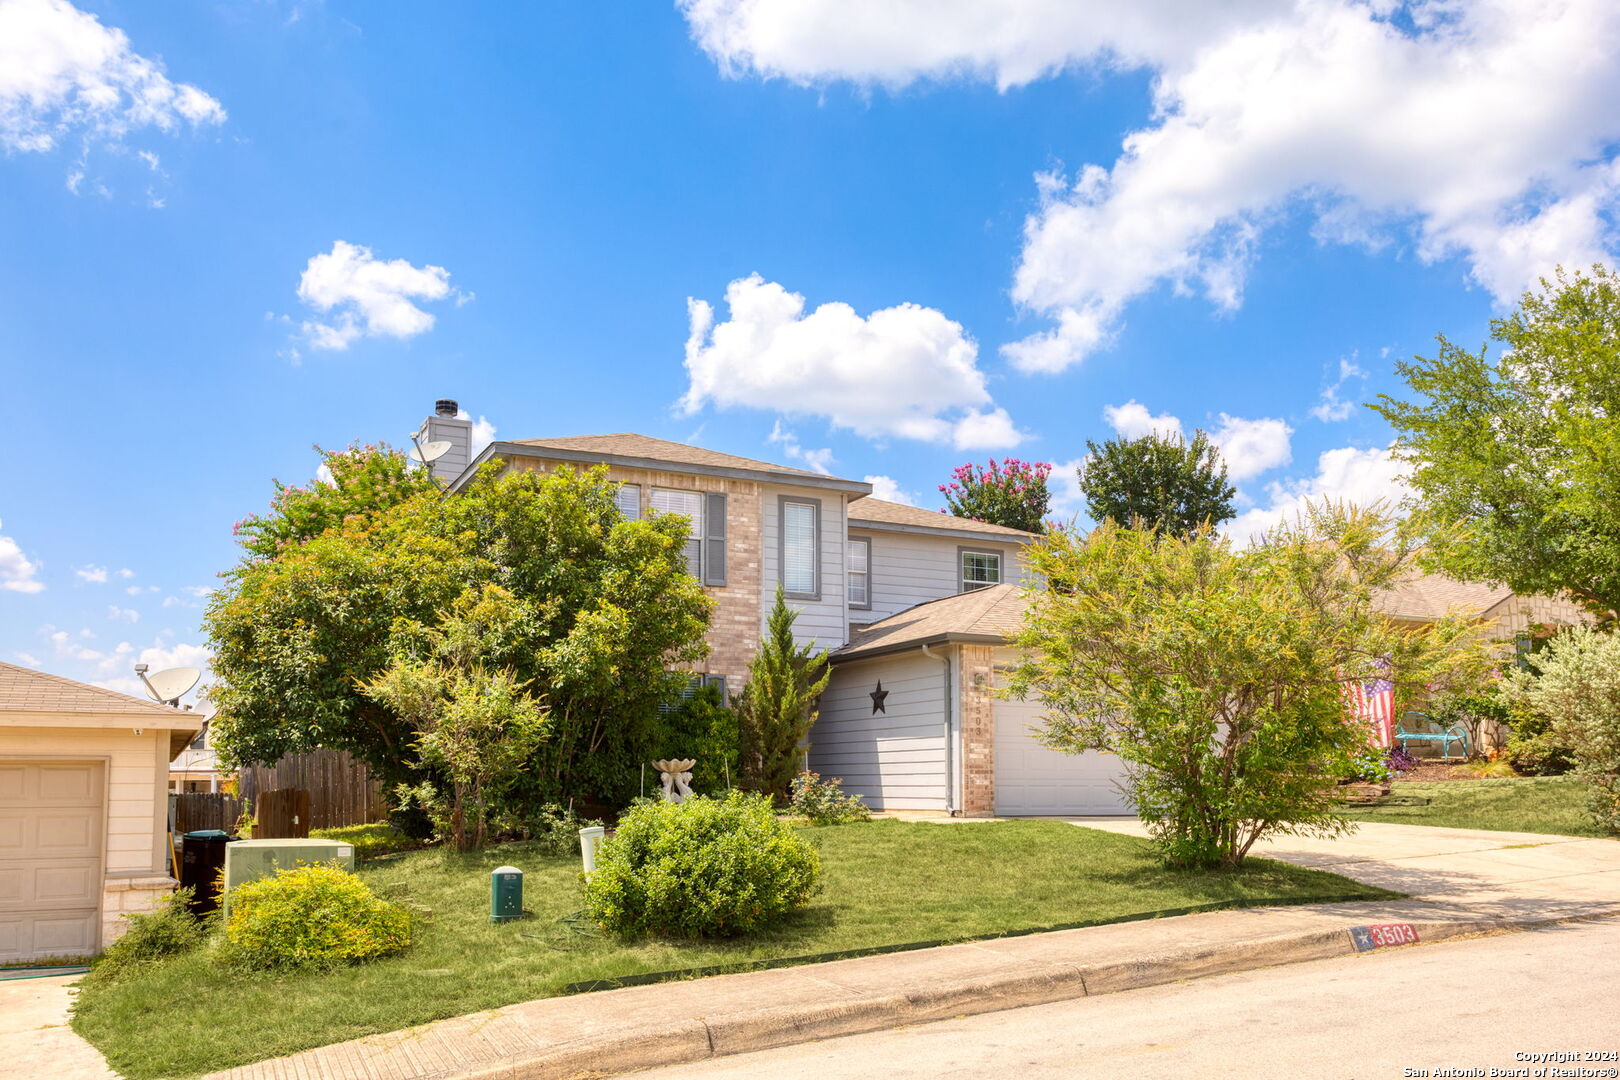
(491, 865, 523, 922)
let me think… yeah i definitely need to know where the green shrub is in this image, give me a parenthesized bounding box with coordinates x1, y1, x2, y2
(583, 791, 820, 937)
(224, 864, 412, 969)
(502, 802, 602, 856)
(89, 888, 205, 980)
(1504, 705, 1575, 776)
(788, 771, 871, 824)
(1505, 626, 1620, 834)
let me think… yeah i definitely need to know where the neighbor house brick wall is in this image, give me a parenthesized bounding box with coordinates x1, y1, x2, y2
(958, 644, 997, 817)
(503, 456, 764, 689)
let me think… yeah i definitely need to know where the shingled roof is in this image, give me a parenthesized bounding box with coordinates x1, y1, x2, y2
(1373, 570, 1515, 622)
(847, 498, 1038, 541)
(837, 584, 1026, 661)
(0, 659, 196, 718)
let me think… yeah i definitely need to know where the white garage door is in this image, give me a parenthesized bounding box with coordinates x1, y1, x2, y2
(0, 762, 104, 962)
(993, 688, 1132, 816)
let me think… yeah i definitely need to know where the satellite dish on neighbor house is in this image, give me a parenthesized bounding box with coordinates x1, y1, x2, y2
(136, 666, 200, 707)
(409, 439, 451, 464)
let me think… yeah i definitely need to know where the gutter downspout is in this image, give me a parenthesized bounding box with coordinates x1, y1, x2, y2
(919, 642, 957, 816)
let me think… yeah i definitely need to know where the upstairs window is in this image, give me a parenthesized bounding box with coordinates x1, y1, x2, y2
(960, 549, 1002, 593)
(847, 537, 870, 608)
(615, 483, 641, 521)
(652, 488, 703, 578)
(781, 497, 820, 599)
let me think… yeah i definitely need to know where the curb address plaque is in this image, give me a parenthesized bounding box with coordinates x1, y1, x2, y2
(1349, 923, 1419, 951)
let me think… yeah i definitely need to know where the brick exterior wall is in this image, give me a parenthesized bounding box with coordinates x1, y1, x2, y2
(504, 457, 763, 690)
(958, 644, 997, 817)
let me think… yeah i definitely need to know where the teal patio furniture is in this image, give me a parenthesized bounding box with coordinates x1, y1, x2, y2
(1393, 711, 1469, 762)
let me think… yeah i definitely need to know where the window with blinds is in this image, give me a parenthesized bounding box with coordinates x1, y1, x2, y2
(615, 483, 641, 521)
(847, 537, 870, 608)
(651, 488, 703, 578)
(781, 497, 819, 599)
(960, 549, 1002, 592)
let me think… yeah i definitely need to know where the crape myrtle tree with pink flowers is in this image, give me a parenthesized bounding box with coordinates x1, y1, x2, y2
(938, 458, 1053, 533)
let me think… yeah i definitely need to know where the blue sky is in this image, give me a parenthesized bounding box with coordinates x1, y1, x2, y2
(3, 0, 1616, 699)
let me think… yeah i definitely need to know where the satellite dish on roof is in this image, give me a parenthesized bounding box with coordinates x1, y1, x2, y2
(410, 439, 451, 464)
(135, 666, 200, 707)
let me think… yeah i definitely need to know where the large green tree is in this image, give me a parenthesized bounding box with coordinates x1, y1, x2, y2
(1373, 265, 1620, 625)
(1006, 502, 1486, 868)
(206, 458, 713, 806)
(1078, 431, 1235, 535)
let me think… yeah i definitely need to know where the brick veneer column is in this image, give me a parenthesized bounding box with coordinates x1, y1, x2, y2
(958, 644, 997, 817)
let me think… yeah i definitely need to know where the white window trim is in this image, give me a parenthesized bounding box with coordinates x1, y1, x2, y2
(779, 495, 822, 601)
(847, 535, 871, 610)
(958, 547, 1003, 593)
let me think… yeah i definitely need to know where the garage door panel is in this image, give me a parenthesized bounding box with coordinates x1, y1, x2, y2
(0, 867, 22, 904)
(35, 865, 99, 905)
(0, 766, 25, 801)
(37, 765, 98, 802)
(35, 814, 97, 855)
(29, 913, 97, 955)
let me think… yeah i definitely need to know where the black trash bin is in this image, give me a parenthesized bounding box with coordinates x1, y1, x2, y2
(180, 830, 233, 916)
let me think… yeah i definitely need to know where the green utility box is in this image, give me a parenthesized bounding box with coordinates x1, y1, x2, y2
(491, 865, 523, 922)
(221, 838, 356, 918)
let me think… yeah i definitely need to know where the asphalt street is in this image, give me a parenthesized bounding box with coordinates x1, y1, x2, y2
(629, 917, 1620, 1080)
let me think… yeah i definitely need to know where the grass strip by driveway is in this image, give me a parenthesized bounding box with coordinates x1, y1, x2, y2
(73, 819, 1393, 1079)
(1343, 776, 1615, 838)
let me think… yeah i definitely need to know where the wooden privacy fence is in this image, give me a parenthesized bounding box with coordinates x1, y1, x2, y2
(171, 792, 241, 835)
(238, 749, 389, 831)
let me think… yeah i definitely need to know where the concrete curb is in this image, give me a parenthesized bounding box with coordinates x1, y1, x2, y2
(403, 905, 1620, 1080)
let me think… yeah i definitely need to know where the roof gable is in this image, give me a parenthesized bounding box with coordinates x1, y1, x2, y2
(837, 584, 1026, 660)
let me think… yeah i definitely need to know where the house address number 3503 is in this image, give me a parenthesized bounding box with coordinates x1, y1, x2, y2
(1349, 923, 1419, 951)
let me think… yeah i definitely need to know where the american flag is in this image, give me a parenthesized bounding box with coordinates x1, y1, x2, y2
(1344, 678, 1395, 748)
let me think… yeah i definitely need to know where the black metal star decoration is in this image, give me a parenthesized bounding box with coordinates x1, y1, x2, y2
(870, 680, 889, 714)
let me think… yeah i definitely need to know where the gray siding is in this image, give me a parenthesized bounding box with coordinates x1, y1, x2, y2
(850, 530, 1027, 623)
(761, 484, 849, 650)
(810, 652, 949, 811)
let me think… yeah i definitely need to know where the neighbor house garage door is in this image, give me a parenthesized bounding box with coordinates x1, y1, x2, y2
(0, 762, 104, 962)
(993, 687, 1132, 816)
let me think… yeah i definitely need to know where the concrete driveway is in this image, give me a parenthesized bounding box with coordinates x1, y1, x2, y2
(0, 972, 116, 1080)
(1070, 818, 1620, 920)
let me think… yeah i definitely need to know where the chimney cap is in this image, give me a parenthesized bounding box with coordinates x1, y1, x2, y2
(435, 399, 459, 417)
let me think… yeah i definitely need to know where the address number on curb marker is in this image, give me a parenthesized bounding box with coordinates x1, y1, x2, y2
(1349, 923, 1419, 951)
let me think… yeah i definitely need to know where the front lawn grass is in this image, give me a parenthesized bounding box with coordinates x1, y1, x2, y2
(74, 820, 1392, 1079)
(1343, 776, 1613, 838)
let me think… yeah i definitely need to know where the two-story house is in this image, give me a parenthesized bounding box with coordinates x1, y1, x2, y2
(416, 399, 1130, 818)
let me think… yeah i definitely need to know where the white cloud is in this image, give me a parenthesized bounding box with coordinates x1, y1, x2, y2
(767, 421, 836, 475)
(296, 241, 463, 351)
(1209, 413, 1292, 482)
(1225, 443, 1409, 545)
(681, 273, 1023, 450)
(687, 1, 1620, 373)
(1311, 355, 1368, 422)
(117, 567, 135, 579)
(106, 604, 138, 623)
(125, 584, 156, 595)
(74, 564, 107, 583)
(13, 651, 42, 668)
(1046, 457, 1089, 519)
(862, 475, 916, 505)
(1103, 400, 1184, 441)
(0, 520, 45, 594)
(1100, 401, 1289, 480)
(455, 409, 497, 458)
(0, 0, 225, 159)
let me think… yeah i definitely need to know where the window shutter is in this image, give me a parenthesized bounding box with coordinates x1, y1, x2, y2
(704, 492, 727, 586)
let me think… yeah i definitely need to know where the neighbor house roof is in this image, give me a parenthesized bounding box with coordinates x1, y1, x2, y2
(836, 584, 1027, 661)
(847, 498, 1039, 542)
(0, 659, 199, 719)
(1373, 571, 1515, 623)
(460, 433, 873, 495)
